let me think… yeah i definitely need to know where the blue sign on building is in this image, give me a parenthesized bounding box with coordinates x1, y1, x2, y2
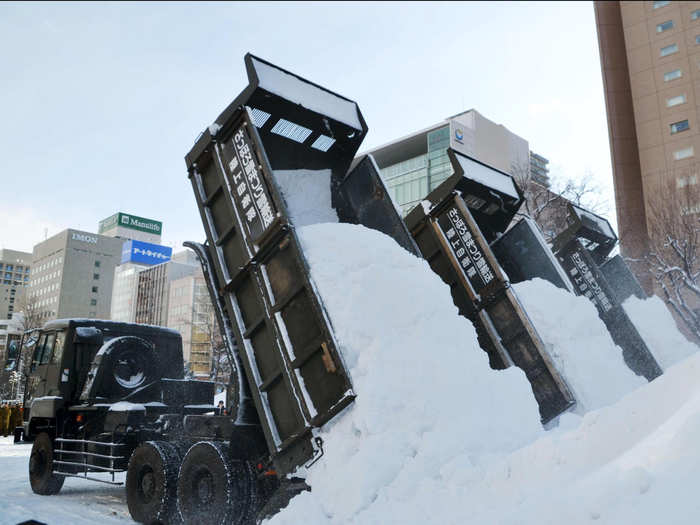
(120, 240, 172, 266)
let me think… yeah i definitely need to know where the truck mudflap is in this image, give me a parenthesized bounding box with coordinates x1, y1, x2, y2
(407, 191, 575, 423)
(186, 54, 413, 474)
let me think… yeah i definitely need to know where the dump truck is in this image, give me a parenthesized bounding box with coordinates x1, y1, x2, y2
(404, 148, 576, 423)
(16, 53, 417, 524)
(491, 202, 662, 380)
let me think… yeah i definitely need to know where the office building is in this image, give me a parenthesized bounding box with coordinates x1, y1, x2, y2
(0, 249, 31, 321)
(29, 230, 124, 321)
(530, 152, 551, 188)
(133, 259, 197, 327)
(595, 1, 700, 263)
(167, 269, 216, 378)
(110, 240, 173, 322)
(364, 109, 534, 215)
(98, 212, 163, 244)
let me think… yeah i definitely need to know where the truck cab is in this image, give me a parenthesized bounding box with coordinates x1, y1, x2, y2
(22, 319, 191, 441)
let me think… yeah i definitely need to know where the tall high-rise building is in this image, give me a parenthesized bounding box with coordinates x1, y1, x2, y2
(29, 230, 123, 322)
(363, 109, 534, 215)
(0, 249, 31, 321)
(595, 1, 700, 263)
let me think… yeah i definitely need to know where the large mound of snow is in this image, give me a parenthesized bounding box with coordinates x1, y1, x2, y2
(623, 294, 698, 370)
(437, 352, 700, 524)
(269, 223, 544, 523)
(514, 279, 647, 414)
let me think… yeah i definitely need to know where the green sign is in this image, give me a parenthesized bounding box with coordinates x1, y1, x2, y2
(98, 212, 162, 235)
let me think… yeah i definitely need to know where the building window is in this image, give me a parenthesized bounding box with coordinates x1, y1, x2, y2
(661, 43, 679, 57)
(681, 203, 700, 215)
(674, 146, 694, 160)
(92, 286, 98, 293)
(670, 119, 690, 133)
(653, 0, 670, 8)
(93, 273, 100, 280)
(696, 35, 700, 44)
(94, 260, 101, 268)
(677, 175, 698, 188)
(692, 9, 700, 20)
(667, 94, 687, 107)
(90, 299, 97, 306)
(657, 20, 674, 32)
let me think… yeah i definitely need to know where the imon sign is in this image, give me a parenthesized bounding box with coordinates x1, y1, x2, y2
(120, 240, 172, 265)
(98, 212, 162, 235)
(71, 232, 98, 244)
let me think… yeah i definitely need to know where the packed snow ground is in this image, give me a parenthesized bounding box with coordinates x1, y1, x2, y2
(0, 436, 130, 524)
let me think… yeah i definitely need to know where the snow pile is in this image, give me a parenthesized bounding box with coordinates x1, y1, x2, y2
(268, 223, 543, 524)
(273, 169, 339, 227)
(108, 401, 145, 412)
(514, 279, 647, 414)
(623, 294, 699, 370)
(437, 352, 700, 524)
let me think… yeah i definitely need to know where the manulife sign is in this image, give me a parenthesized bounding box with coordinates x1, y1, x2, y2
(98, 212, 163, 235)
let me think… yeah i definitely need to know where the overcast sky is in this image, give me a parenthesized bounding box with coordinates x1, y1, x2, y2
(0, 1, 612, 253)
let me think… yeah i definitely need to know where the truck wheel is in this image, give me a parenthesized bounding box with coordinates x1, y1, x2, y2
(126, 441, 181, 524)
(29, 432, 65, 495)
(177, 441, 257, 525)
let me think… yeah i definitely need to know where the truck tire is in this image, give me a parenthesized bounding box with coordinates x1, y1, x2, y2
(29, 432, 65, 495)
(126, 441, 181, 524)
(177, 441, 257, 525)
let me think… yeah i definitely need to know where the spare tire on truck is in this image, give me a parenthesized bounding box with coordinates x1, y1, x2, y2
(177, 441, 257, 525)
(29, 432, 65, 495)
(126, 441, 181, 524)
(81, 336, 157, 401)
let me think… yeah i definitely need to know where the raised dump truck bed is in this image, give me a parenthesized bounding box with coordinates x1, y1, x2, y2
(551, 204, 662, 380)
(404, 149, 575, 423)
(185, 53, 416, 475)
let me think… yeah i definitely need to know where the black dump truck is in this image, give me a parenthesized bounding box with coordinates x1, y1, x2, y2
(15, 54, 417, 525)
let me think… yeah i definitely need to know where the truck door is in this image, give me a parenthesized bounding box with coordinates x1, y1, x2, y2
(44, 331, 66, 397)
(27, 332, 57, 400)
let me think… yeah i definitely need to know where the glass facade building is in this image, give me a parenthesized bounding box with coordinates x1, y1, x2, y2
(369, 109, 537, 217)
(380, 126, 452, 215)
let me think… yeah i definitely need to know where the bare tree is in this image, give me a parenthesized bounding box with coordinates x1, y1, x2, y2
(14, 293, 43, 332)
(511, 163, 610, 241)
(642, 174, 700, 340)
